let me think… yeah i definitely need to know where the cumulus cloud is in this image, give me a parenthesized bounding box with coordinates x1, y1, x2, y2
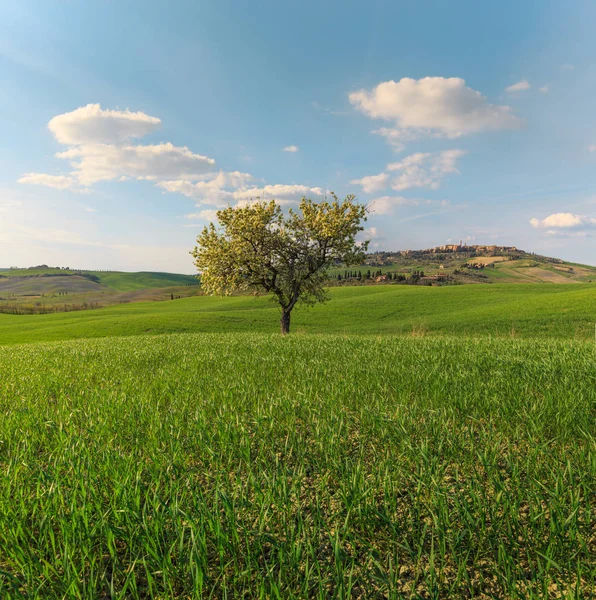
(162, 176, 324, 207)
(530, 213, 596, 229)
(17, 173, 80, 190)
(589, 145, 596, 153)
(158, 171, 254, 206)
(505, 80, 531, 93)
(56, 142, 215, 185)
(349, 172, 390, 194)
(349, 77, 521, 143)
(48, 104, 161, 145)
(232, 184, 324, 204)
(540, 85, 549, 94)
(20, 104, 325, 213)
(20, 104, 215, 190)
(352, 150, 465, 194)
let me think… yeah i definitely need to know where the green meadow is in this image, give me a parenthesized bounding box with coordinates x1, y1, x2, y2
(0, 269, 197, 291)
(1, 283, 596, 344)
(2, 283, 596, 598)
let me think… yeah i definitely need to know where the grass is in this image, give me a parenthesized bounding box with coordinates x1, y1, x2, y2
(3, 282, 596, 597)
(87, 271, 198, 292)
(0, 275, 108, 296)
(0, 269, 198, 292)
(1, 283, 596, 345)
(1, 333, 596, 598)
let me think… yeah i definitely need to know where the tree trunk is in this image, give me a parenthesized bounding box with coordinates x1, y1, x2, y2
(280, 309, 291, 335)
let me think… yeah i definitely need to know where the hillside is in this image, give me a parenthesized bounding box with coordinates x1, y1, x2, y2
(0, 267, 200, 313)
(1, 283, 595, 345)
(355, 244, 596, 285)
(0, 274, 108, 296)
(0, 267, 198, 291)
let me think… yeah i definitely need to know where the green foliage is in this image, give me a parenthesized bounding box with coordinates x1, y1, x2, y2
(1, 334, 596, 597)
(192, 195, 368, 332)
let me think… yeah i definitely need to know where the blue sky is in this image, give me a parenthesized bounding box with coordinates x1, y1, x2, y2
(2, 0, 596, 272)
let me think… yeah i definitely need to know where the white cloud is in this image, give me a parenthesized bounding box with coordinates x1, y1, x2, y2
(369, 196, 449, 215)
(561, 64, 575, 71)
(352, 149, 465, 195)
(545, 230, 590, 238)
(158, 171, 254, 206)
(370, 127, 419, 153)
(48, 104, 161, 145)
(350, 172, 389, 193)
(160, 175, 323, 208)
(232, 184, 324, 203)
(530, 213, 596, 229)
(506, 80, 531, 93)
(589, 145, 596, 153)
(540, 85, 549, 94)
(370, 196, 419, 214)
(17, 173, 80, 190)
(349, 77, 521, 142)
(56, 142, 216, 186)
(84, 206, 98, 213)
(20, 104, 324, 215)
(185, 209, 220, 222)
(389, 149, 465, 191)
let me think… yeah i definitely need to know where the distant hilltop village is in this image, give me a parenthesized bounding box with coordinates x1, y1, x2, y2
(363, 242, 562, 267)
(400, 242, 518, 257)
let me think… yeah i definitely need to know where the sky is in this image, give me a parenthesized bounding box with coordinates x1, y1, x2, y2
(2, 0, 596, 273)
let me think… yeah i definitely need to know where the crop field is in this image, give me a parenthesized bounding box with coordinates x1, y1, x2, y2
(1, 333, 596, 598)
(1, 283, 596, 345)
(0, 270, 198, 291)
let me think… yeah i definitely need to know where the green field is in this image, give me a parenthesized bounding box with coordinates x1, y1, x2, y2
(0, 269, 197, 289)
(0, 283, 595, 345)
(86, 271, 198, 291)
(0, 269, 201, 315)
(2, 333, 596, 598)
(2, 283, 596, 597)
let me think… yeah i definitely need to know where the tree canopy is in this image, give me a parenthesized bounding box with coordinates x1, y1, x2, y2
(192, 194, 368, 333)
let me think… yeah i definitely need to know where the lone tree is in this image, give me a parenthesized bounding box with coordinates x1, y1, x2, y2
(192, 194, 368, 334)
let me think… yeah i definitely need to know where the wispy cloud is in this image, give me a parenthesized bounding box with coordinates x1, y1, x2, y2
(351, 150, 466, 194)
(505, 80, 531, 93)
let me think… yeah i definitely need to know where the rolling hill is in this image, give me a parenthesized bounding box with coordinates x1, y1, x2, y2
(1, 283, 595, 345)
(0, 267, 198, 292)
(358, 245, 596, 284)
